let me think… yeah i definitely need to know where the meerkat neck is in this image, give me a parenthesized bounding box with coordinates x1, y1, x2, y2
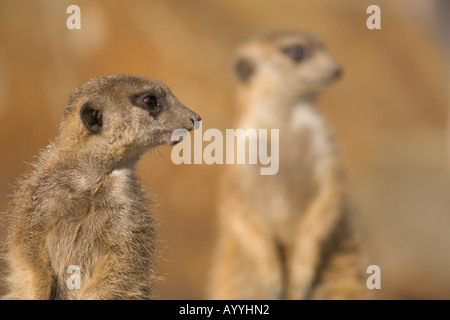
(42, 139, 138, 186)
(238, 88, 319, 128)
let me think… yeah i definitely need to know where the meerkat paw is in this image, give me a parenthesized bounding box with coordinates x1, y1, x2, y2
(1, 293, 20, 300)
(77, 288, 102, 300)
(268, 288, 283, 300)
(288, 268, 315, 300)
(288, 283, 312, 300)
(262, 273, 284, 300)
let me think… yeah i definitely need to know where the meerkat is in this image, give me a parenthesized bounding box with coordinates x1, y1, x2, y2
(2, 74, 200, 300)
(209, 31, 367, 300)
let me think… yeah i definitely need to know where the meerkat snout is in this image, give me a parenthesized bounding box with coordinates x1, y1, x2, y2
(190, 113, 202, 125)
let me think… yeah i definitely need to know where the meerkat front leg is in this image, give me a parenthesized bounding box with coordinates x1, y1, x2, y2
(225, 205, 284, 299)
(78, 252, 152, 300)
(5, 238, 54, 299)
(288, 177, 343, 299)
(77, 254, 121, 300)
(77, 230, 155, 300)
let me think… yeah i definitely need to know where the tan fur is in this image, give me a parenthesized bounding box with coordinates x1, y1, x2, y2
(209, 32, 367, 300)
(2, 74, 200, 300)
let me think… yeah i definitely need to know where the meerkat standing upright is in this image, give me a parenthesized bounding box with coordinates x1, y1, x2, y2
(3, 74, 200, 300)
(210, 32, 367, 300)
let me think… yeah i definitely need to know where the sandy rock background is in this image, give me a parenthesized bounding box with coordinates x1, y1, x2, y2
(0, 0, 448, 299)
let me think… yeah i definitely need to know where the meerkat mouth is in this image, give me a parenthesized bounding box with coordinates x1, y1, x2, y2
(168, 128, 192, 146)
(170, 139, 182, 146)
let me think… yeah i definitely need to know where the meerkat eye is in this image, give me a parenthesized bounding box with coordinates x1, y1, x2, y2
(143, 95, 158, 109)
(282, 45, 309, 62)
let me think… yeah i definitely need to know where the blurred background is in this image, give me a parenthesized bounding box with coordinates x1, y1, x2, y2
(0, 0, 448, 299)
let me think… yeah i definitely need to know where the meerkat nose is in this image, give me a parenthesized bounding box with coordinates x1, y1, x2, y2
(189, 113, 201, 130)
(190, 113, 202, 123)
(333, 65, 342, 78)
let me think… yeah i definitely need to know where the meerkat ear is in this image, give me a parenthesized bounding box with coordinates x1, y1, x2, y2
(234, 58, 255, 83)
(80, 102, 103, 134)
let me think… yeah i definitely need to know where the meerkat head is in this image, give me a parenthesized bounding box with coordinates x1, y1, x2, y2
(58, 74, 200, 169)
(234, 31, 342, 107)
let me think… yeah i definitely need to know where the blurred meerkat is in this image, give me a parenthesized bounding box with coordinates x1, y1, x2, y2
(210, 32, 367, 300)
(3, 74, 200, 300)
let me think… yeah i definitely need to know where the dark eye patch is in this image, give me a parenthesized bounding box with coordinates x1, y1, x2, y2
(282, 45, 310, 62)
(235, 58, 255, 83)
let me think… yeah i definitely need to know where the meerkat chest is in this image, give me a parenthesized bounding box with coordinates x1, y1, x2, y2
(45, 168, 144, 287)
(279, 105, 335, 185)
(287, 104, 332, 157)
(250, 106, 335, 221)
(234, 105, 337, 239)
